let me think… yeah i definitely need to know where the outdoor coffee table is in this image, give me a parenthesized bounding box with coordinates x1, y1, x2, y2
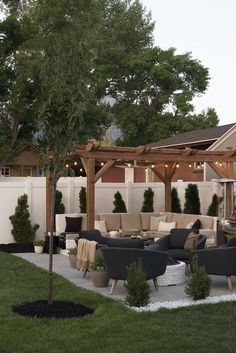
(158, 261, 186, 286)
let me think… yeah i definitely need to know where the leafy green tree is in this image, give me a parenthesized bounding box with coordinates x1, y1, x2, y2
(113, 191, 127, 213)
(125, 258, 151, 307)
(9, 193, 39, 244)
(171, 187, 182, 213)
(183, 184, 201, 215)
(207, 193, 219, 217)
(185, 255, 211, 300)
(79, 187, 87, 213)
(112, 48, 219, 146)
(0, 0, 38, 167)
(141, 187, 154, 212)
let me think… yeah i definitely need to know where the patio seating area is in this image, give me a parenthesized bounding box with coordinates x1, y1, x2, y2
(15, 252, 236, 309)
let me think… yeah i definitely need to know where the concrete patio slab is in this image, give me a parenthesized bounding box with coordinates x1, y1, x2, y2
(15, 253, 236, 305)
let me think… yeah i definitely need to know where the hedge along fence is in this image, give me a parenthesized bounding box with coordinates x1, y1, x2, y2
(0, 177, 224, 243)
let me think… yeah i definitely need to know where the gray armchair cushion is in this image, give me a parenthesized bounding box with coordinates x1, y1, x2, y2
(169, 228, 193, 248)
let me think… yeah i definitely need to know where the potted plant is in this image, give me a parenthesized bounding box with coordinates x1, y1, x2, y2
(33, 240, 45, 254)
(68, 247, 77, 268)
(90, 249, 109, 287)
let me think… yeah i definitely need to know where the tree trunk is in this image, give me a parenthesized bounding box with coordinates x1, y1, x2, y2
(48, 178, 56, 304)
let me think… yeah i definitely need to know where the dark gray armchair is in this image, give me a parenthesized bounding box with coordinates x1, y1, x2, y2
(101, 247, 168, 294)
(147, 228, 207, 264)
(192, 246, 236, 290)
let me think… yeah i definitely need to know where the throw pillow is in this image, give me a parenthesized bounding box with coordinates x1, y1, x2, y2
(150, 215, 167, 231)
(184, 232, 199, 251)
(65, 217, 82, 233)
(192, 219, 201, 230)
(94, 220, 107, 233)
(186, 222, 194, 229)
(158, 221, 176, 232)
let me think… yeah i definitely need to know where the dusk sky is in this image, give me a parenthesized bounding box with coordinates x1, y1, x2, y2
(141, 0, 236, 126)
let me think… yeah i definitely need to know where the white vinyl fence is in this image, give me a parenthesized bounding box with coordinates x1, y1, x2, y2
(0, 176, 221, 244)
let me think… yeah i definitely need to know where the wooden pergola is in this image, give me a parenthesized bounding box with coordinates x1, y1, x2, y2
(46, 143, 236, 231)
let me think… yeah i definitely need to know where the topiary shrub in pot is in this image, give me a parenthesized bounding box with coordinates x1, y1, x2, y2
(79, 187, 87, 213)
(33, 239, 45, 254)
(183, 184, 201, 214)
(207, 193, 219, 216)
(9, 193, 39, 245)
(90, 249, 109, 287)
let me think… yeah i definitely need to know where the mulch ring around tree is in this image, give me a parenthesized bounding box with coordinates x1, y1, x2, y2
(0, 243, 34, 253)
(12, 300, 94, 319)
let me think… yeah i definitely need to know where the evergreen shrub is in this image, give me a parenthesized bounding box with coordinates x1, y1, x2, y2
(79, 187, 87, 213)
(185, 255, 211, 300)
(183, 184, 201, 214)
(171, 187, 182, 213)
(112, 191, 127, 213)
(125, 258, 151, 307)
(207, 193, 219, 216)
(141, 187, 154, 212)
(9, 193, 39, 244)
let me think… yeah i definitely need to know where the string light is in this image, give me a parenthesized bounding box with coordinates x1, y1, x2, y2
(215, 162, 218, 165)
(128, 163, 131, 167)
(101, 161, 104, 166)
(219, 162, 222, 167)
(201, 162, 204, 168)
(65, 164, 69, 168)
(176, 163, 179, 168)
(188, 163, 192, 168)
(165, 164, 168, 168)
(145, 168, 148, 172)
(151, 164, 154, 168)
(74, 161, 77, 166)
(80, 168, 83, 172)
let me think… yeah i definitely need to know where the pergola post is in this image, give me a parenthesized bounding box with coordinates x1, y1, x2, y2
(87, 158, 95, 230)
(164, 180, 172, 212)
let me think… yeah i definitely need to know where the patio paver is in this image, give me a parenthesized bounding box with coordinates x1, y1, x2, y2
(15, 253, 236, 304)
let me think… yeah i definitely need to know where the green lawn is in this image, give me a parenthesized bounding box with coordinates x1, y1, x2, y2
(1, 251, 236, 353)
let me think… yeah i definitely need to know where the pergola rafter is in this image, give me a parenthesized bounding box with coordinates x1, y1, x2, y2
(46, 144, 236, 231)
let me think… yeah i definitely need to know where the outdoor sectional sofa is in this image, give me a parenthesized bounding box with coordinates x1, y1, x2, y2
(55, 212, 217, 251)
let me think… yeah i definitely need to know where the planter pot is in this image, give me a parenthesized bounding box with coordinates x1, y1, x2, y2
(91, 270, 109, 287)
(69, 254, 77, 268)
(34, 246, 44, 254)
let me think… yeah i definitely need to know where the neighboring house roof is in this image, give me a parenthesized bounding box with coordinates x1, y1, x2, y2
(148, 123, 236, 149)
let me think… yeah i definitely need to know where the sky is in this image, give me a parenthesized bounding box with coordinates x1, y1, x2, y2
(140, 0, 236, 126)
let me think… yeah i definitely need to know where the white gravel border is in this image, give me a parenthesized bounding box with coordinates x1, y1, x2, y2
(131, 294, 236, 312)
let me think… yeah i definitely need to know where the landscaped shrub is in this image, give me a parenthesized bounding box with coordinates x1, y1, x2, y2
(141, 187, 154, 212)
(112, 191, 127, 213)
(125, 258, 151, 307)
(183, 184, 201, 214)
(171, 187, 182, 213)
(207, 193, 219, 216)
(185, 255, 211, 300)
(79, 187, 86, 213)
(55, 190, 65, 214)
(9, 193, 39, 244)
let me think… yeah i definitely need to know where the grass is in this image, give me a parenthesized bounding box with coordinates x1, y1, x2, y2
(1, 252, 236, 353)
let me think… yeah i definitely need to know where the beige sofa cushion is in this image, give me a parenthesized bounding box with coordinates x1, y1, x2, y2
(158, 221, 176, 232)
(150, 215, 167, 231)
(99, 213, 121, 231)
(121, 213, 142, 232)
(140, 212, 161, 231)
(199, 216, 213, 229)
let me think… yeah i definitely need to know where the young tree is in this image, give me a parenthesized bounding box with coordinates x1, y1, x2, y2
(113, 191, 127, 213)
(183, 184, 201, 215)
(9, 194, 39, 244)
(171, 187, 182, 213)
(141, 187, 154, 212)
